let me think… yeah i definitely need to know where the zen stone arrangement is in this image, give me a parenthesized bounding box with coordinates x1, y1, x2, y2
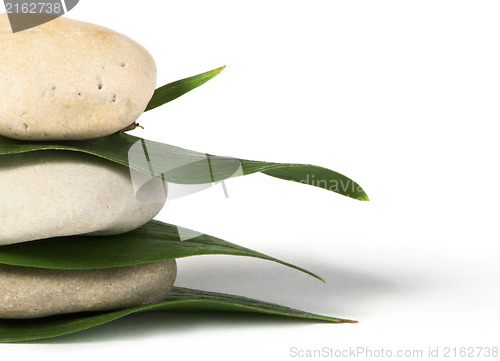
(0, 13, 368, 342)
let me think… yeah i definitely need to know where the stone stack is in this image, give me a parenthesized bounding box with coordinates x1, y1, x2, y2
(0, 15, 176, 318)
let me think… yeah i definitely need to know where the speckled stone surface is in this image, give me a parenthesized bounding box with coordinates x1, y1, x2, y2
(0, 14, 156, 140)
(0, 150, 167, 245)
(0, 260, 177, 318)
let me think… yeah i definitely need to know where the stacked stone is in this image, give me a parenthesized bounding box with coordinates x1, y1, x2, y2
(0, 15, 176, 318)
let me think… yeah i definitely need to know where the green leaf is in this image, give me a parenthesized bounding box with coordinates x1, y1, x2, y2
(145, 66, 226, 112)
(0, 286, 356, 343)
(0, 220, 323, 281)
(0, 132, 369, 201)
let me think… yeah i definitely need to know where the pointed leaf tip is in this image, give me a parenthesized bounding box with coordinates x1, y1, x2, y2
(145, 66, 226, 112)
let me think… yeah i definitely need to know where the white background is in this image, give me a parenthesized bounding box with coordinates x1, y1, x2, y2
(2, 1, 499, 360)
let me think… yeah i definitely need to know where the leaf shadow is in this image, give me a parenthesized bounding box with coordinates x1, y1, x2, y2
(174, 256, 405, 315)
(30, 259, 405, 344)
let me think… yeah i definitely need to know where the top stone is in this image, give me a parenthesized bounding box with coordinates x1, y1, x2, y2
(0, 14, 157, 140)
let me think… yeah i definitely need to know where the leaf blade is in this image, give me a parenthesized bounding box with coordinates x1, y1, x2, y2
(0, 133, 369, 201)
(145, 66, 226, 112)
(0, 220, 323, 281)
(0, 286, 356, 343)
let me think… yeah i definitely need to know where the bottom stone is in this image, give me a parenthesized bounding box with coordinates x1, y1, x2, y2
(0, 260, 177, 319)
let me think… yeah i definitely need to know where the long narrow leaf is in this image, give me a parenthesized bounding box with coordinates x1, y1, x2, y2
(0, 286, 356, 343)
(0, 133, 369, 200)
(145, 66, 225, 112)
(0, 220, 322, 281)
